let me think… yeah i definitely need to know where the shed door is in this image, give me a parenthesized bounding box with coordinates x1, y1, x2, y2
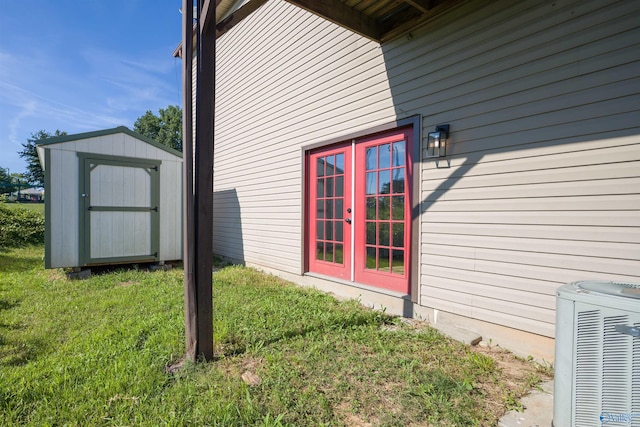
(80, 155, 160, 266)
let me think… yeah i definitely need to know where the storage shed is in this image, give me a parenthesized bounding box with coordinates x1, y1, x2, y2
(37, 126, 182, 269)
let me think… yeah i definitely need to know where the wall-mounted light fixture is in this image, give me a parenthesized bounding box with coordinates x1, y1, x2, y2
(426, 124, 449, 158)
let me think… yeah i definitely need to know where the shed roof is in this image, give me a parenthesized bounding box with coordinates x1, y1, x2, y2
(36, 126, 183, 158)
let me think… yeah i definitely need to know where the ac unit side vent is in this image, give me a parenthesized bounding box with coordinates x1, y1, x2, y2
(602, 315, 632, 417)
(555, 282, 640, 427)
(633, 322, 640, 427)
(575, 310, 601, 425)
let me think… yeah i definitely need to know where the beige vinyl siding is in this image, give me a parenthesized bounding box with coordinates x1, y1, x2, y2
(411, 0, 640, 337)
(213, 0, 640, 337)
(213, 0, 396, 272)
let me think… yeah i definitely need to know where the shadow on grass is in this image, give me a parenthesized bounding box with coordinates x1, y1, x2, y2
(0, 298, 36, 367)
(0, 335, 47, 367)
(0, 251, 42, 274)
(215, 310, 387, 359)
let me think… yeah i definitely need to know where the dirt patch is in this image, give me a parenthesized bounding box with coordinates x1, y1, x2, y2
(472, 343, 553, 416)
(117, 281, 138, 287)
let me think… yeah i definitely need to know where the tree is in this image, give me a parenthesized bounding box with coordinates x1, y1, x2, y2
(134, 105, 182, 152)
(18, 130, 66, 187)
(0, 167, 17, 194)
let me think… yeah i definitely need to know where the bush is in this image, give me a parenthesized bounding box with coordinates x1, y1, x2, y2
(0, 204, 45, 248)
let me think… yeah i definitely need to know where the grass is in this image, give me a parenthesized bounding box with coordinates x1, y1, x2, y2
(0, 202, 44, 214)
(0, 245, 550, 426)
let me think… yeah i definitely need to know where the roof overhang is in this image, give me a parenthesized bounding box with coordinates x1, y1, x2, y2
(174, 0, 467, 57)
(283, 0, 464, 43)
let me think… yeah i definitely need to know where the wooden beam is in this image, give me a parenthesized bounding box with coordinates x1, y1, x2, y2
(380, 0, 464, 43)
(285, 0, 383, 42)
(183, 0, 214, 362)
(216, 0, 270, 39)
(200, 0, 216, 35)
(403, 0, 432, 14)
(182, 0, 197, 362)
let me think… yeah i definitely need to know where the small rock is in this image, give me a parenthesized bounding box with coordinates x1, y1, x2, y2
(241, 371, 261, 386)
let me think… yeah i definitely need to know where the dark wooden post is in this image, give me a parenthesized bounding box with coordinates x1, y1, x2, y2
(194, 0, 215, 360)
(182, 0, 215, 361)
(182, 0, 197, 361)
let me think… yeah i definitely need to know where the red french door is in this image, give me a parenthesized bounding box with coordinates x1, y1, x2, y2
(354, 130, 412, 292)
(308, 128, 412, 294)
(308, 143, 352, 280)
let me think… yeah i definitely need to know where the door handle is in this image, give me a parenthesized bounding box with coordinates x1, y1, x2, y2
(345, 218, 352, 224)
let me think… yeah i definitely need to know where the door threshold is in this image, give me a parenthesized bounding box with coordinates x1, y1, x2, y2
(304, 272, 410, 300)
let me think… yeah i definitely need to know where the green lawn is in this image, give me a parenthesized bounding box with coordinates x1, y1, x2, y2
(0, 202, 44, 214)
(0, 245, 550, 426)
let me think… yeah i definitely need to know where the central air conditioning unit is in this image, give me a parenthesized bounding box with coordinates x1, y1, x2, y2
(553, 281, 640, 427)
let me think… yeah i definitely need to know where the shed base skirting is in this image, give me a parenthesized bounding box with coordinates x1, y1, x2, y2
(241, 260, 555, 363)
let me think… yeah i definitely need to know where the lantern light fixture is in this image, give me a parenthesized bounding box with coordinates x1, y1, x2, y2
(426, 124, 449, 158)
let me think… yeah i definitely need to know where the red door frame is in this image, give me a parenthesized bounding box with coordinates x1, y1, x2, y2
(306, 126, 413, 294)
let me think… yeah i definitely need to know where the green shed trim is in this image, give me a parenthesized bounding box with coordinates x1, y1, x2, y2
(77, 152, 161, 267)
(44, 148, 52, 269)
(36, 126, 183, 158)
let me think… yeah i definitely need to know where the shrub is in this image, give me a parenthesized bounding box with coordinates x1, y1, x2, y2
(0, 204, 45, 248)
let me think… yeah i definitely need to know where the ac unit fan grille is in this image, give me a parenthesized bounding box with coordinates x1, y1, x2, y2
(575, 310, 601, 425)
(574, 306, 640, 426)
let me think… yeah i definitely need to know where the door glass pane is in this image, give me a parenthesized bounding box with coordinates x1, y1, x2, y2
(325, 200, 333, 219)
(392, 141, 405, 167)
(378, 248, 390, 271)
(392, 168, 404, 193)
(366, 147, 377, 170)
(335, 199, 344, 219)
(379, 170, 390, 194)
(325, 221, 333, 240)
(326, 177, 334, 197)
(379, 144, 390, 169)
(392, 196, 404, 220)
(378, 223, 390, 247)
(379, 196, 390, 220)
(335, 154, 344, 174)
(317, 158, 325, 176)
(335, 221, 343, 242)
(366, 172, 376, 195)
(326, 155, 335, 174)
(335, 244, 343, 264)
(392, 223, 404, 247)
(317, 178, 324, 197)
(317, 200, 324, 219)
(392, 250, 404, 274)
(366, 222, 376, 245)
(366, 197, 376, 220)
(316, 242, 324, 260)
(366, 246, 376, 269)
(336, 176, 344, 197)
(326, 243, 334, 263)
(316, 220, 324, 240)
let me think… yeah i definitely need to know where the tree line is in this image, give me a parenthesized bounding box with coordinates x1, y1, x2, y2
(1, 105, 182, 191)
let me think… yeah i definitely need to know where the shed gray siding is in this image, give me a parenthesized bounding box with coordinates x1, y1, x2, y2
(43, 131, 182, 268)
(213, 0, 640, 339)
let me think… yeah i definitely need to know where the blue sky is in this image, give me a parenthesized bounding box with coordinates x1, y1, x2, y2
(0, 0, 183, 174)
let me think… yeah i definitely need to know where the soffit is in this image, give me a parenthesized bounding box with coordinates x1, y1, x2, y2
(214, 0, 466, 43)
